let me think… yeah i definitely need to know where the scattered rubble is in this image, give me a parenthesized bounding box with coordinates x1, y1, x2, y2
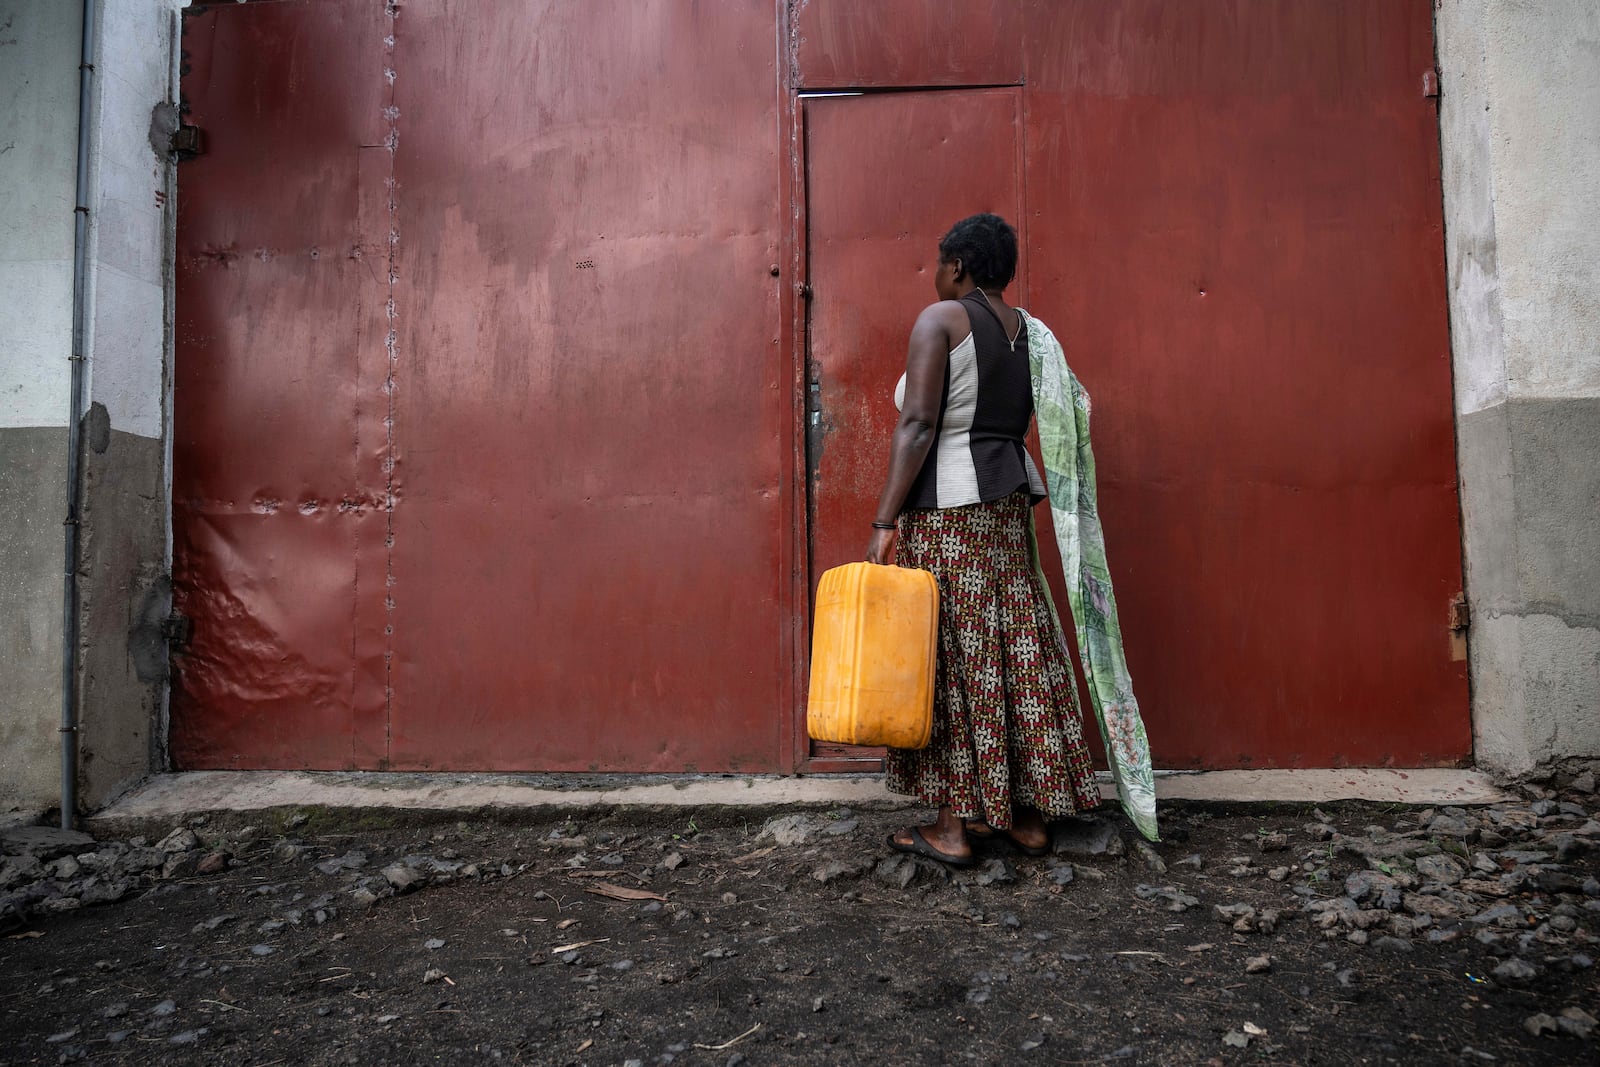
(1, 760, 1597, 1063)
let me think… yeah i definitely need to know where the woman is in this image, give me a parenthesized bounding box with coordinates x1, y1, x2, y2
(867, 213, 1132, 866)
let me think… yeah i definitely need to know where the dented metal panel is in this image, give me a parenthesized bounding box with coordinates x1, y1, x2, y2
(172, 0, 391, 768)
(174, 0, 790, 773)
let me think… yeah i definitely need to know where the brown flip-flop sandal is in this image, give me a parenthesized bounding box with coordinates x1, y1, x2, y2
(886, 827, 977, 868)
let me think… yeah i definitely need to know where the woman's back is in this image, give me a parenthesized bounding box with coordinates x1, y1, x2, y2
(896, 290, 1043, 510)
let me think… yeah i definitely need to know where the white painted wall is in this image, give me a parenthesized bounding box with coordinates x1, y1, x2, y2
(0, 0, 79, 429)
(1489, 1, 1600, 405)
(1442, 0, 1600, 415)
(1436, 1, 1507, 417)
(0, 0, 177, 439)
(86, 0, 179, 440)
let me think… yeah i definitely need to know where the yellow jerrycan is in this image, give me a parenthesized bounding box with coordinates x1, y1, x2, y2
(807, 562, 939, 749)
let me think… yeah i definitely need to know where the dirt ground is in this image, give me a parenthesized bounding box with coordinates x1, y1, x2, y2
(2, 795, 1597, 1066)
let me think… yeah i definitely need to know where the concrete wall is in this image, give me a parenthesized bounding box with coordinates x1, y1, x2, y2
(0, 0, 179, 815)
(76, 0, 180, 808)
(1438, 0, 1600, 776)
(0, 0, 80, 815)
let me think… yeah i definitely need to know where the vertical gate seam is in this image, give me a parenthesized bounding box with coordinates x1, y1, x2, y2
(381, 1, 401, 764)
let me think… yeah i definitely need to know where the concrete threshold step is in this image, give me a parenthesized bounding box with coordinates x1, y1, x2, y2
(91, 767, 1513, 823)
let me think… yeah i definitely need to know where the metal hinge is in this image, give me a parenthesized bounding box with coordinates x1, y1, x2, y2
(169, 124, 205, 159)
(160, 611, 193, 651)
(1422, 70, 1440, 99)
(1448, 593, 1469, 633)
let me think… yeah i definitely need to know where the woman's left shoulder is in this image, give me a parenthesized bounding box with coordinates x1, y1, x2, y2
(1016, 308, 1054, 339)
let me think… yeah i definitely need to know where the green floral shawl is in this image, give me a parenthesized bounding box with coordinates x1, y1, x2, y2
(1019, 309, 1158, 842)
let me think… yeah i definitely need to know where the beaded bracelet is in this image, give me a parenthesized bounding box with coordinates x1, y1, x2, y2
(870, 521, 897, 530)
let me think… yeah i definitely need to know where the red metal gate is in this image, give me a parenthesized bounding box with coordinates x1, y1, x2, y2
(174, 0, 1468, 773)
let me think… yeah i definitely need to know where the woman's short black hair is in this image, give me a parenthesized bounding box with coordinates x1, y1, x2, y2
(938, 213, 1018, 289)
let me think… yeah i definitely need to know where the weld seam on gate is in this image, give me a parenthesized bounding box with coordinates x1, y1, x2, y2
(381, 1, 401, 763)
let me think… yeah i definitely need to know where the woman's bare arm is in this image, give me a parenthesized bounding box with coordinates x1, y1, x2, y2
(865, 302, 965, 563)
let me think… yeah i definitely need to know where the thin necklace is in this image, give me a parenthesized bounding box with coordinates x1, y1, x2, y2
(974, 287, 1022, 346)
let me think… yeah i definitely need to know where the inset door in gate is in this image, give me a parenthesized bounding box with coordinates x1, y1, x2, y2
(802, 88, 1025, 764)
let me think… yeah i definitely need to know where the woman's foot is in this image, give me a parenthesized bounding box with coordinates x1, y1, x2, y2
(1001, 806, 1050, 856)
(887, 807, 974, 866)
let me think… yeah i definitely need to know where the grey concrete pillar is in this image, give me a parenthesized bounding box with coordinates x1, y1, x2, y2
(1438, 1, 1600, 776)
(0, 0, 178, 815)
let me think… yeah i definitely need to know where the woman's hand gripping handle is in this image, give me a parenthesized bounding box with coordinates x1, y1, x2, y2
(866, 525, 897, 566)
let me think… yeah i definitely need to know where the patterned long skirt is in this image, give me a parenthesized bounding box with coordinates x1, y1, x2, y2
(884, 491, 1100, 829)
